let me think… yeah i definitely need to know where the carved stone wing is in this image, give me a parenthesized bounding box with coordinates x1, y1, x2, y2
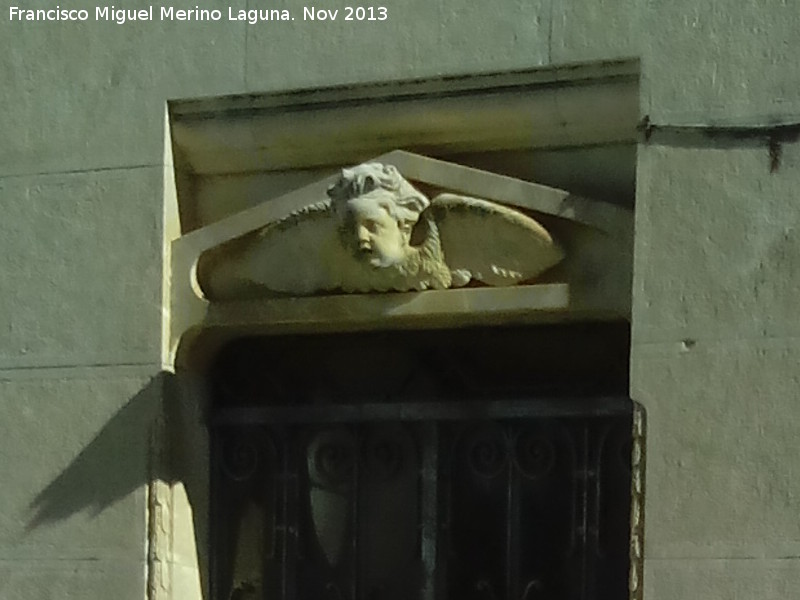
(199, 202, 363, 299)
(430, 193, 564, 287)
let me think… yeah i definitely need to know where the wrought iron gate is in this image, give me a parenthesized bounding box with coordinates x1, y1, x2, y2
(209, 326, 633, 600)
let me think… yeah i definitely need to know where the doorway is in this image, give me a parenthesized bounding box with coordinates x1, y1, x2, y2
(208, 322, 632, 600)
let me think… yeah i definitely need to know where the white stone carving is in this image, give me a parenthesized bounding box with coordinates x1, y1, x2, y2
(200, 163, 564, 298)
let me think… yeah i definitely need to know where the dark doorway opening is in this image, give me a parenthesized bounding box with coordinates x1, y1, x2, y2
(208, 322, 632, 600)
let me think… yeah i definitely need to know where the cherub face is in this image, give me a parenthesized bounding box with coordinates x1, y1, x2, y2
(343, 193, 409, 268)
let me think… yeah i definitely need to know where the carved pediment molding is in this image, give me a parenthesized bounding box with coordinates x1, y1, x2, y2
(168, 151, 632, 369)
(177, 150, 628, 258)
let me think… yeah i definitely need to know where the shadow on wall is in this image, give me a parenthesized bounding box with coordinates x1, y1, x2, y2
(26, 372, 211, 596)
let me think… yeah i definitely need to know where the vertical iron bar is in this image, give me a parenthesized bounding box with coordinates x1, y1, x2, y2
(580, 424, 590, 600)
(438, 423, 451, 600)
(279, 431, 288, 600)
(352, 426, 359, 600)
(507, 426, 520, 600)
(284, 430, 298, 600)
(588, 423, 610, 599)
(278, 430, 287, 600)
(593, 424, 611, 556)
(209, 429, 220, 600)
(420, 422, 439, 600)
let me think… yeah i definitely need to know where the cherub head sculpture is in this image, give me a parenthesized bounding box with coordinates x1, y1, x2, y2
(327, 164, 430, 268)
(199, 159, 565, 299)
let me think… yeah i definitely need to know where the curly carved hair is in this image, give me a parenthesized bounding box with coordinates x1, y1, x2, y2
(327, 163, 430, 226)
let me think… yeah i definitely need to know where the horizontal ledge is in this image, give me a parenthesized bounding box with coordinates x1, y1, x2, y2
(173, 284, 631, 370)
(201, 284, 571, 333)
(212, 397, 634, 425)
(170, 65, 639, 175)
(170, 59, 640, 118)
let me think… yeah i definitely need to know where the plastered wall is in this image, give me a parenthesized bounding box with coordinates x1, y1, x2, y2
(1, 1, 800, 598)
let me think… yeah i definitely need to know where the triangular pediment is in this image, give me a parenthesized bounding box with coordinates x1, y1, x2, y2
(179, 150, 629, 256)
(167, 151, 632, 368)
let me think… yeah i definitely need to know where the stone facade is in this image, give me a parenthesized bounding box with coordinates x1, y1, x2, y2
(2, 1, 800, 599)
